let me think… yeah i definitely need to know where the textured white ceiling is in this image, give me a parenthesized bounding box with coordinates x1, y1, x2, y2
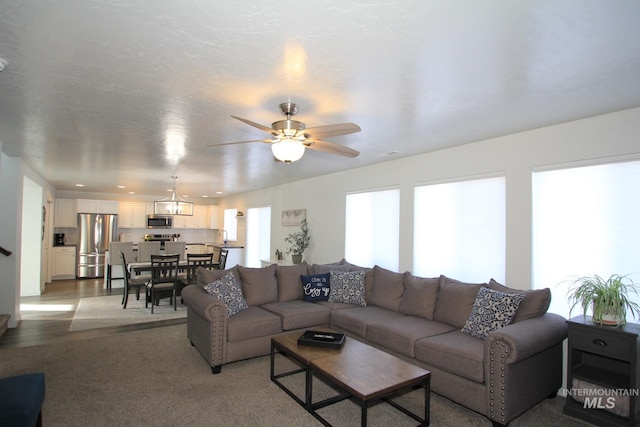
(1, 1, 639, 200)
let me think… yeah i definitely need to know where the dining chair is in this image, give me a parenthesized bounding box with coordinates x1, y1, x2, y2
(137, 241, 161, 262)
(107, 242, 134, 291)
(146, 254, 180, 313)
(178, 252, 215, 302)
(120, 251, 150, 308)
(164, 241, 186, 260)
(218, 249, 229, 270)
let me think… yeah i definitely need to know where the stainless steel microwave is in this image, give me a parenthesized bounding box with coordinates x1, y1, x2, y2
(146, 215, 173, 229)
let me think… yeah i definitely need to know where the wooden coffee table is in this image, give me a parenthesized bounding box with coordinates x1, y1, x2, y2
(271, 330, 430, 426)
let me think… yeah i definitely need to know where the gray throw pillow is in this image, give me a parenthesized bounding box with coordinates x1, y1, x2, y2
(462, 287, 525, 339)
(203, 272, 248, 318)
(328, 270, 367, 306)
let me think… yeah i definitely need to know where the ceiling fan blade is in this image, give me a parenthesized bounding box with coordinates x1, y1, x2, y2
(303, 123, 361, 139)
(230, 115, 274, 134)
(305, 139, 360, 158)
(207, 139, 272, 147)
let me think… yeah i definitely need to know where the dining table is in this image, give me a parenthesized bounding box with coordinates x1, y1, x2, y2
(127, 260, 189, 275)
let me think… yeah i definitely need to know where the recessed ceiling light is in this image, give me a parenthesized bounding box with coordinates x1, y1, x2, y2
(75, 184, 84, 187)
(128, 191, 135, 195)
(202, 195, 209, 198)
(117, 185, 126, 189)
(216, 191, 223, 194)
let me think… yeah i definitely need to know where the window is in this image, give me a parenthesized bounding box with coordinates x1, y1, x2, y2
(414, 176, 505, 282)
(532, 160, 640, 318)
(223, 208, 238, 242)
(345, 189, 400, 270)
(245, 206, 271, 268)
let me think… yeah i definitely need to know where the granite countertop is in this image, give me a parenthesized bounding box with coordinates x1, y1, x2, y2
(207, 243, 244, 249)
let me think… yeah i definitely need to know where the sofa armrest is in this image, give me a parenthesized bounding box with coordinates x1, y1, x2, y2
(182, 284, 227, 321)
(485, 313, 567, 363)
(483, 313, 567, 425)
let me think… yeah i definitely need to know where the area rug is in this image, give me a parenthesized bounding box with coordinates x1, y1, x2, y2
(0, 324, 589, 427)
(68, 294, 186, 331)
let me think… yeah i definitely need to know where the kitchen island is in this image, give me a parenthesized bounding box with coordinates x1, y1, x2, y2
(205, 243, 244, 268)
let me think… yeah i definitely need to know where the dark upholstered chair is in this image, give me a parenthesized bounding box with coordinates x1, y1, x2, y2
(0, 372, 45, 427)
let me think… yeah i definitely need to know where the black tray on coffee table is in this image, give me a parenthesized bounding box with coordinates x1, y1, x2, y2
(298, 330, 346, 348)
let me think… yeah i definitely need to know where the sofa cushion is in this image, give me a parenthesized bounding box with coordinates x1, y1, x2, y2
(203, 272, 248, 317)
(330, 306, 404, 338)
(369, 265, 406, 311)
(488, 279, 551, 322)
(346, 265, 375, 301)
(398, 275, 440, 319)
(462, 287, 525, 339)
(276, 263, 309, 301)
(313, 262, 351, 274)
(415, 330, 486, 383)
(315, 300, 360, 310)
(433, 276, 486, 328)
(226, 306, 282, 342)
(261, 300, 332, 330)
(197, 266, 241, 288)
(300, 273, 331, 302)
(328, 270, 367, 306)
(366, 316, 456, 357)
(237, 264, 278, 306)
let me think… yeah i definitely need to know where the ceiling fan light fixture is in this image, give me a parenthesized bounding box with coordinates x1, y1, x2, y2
(154, 176, 194, 216)
(271, 140, 305, 163)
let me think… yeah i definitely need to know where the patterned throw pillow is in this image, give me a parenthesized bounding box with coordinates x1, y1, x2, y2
(328, 270, 367, 306)
(462, 287, 525, 339)
(300, 273, 331, 302)
(203, 272, 248, 317)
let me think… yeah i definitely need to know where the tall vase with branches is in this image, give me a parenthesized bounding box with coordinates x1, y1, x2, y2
(285, 218, 311, 264)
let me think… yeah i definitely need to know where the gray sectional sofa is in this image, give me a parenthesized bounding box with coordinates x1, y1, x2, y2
(181, 260, 567, 427)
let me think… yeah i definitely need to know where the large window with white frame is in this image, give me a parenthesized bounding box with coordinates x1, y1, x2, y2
(345, 188, 400, 270)
(245, 206, 271, 268)
(413, 176, 505, 282)
(532, 160, 640, 318)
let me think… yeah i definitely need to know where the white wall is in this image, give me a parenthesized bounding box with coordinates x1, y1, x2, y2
(219, 107, 640, 290)
(0, 151, 55, 326)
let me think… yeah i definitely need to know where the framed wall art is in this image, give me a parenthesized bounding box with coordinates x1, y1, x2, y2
(282, 209, 306, 226)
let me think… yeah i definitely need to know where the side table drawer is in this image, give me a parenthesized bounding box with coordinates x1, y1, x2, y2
(570, 329, 632, 360)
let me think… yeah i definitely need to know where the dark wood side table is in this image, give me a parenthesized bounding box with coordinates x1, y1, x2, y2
(565, 316, 640, 427)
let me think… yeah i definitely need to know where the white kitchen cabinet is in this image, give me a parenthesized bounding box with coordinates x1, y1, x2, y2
(54, 199, 77, 227)
(209, 205, 221, 229)
(118, 202, 147, 228)
(194, 205, 209, 228)
(53, 246, 76, 279)
(172, 205, 208, 229)
(76, 199, 119, 214)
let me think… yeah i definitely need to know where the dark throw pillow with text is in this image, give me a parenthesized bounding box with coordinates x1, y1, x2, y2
(300, 273, 331, 302)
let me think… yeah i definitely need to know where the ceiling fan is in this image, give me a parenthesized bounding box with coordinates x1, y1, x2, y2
(210, 102, 361, 163)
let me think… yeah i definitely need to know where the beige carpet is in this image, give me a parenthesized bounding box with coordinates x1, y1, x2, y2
(69, 294, 186, 331)
(0, 324, 591, 427)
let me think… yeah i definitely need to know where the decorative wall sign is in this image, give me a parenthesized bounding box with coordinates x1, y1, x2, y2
(282, 208, 306, 226)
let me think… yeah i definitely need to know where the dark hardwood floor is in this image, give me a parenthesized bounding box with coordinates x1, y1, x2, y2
(0, 278, 185, 349)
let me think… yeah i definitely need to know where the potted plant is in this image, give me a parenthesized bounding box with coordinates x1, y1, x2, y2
(567, 274, 640, 326)
(285, 218, 311, 264)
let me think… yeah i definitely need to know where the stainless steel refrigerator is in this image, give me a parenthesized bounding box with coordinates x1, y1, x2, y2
(76, 213, 118, 278)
